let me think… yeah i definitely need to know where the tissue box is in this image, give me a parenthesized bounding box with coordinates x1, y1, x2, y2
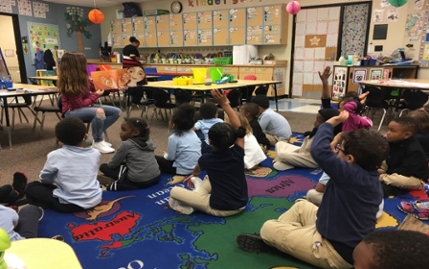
(263, 60, 276, 65)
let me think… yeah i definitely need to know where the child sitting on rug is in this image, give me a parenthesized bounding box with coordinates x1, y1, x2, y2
(0, 172, 27, 205)
(273, 108, 339, 171)
(353, 230, 429, 269)
(251, 95, 291, 146)
(379, 116, 429, 195)
(0, 205, 43, 241)
(236, 111, 389, 269)
(408, 110, 429, 158)
(341, 100, 372, 131)
(168, 89, 247, 216)
(25, 117, 102, 213)
(98, 117, 161, 191)
(240, 102, 270, 151)
(224, 111, 266, 169)
(193, 102, 223, 154)
(155, 104, 201, 175)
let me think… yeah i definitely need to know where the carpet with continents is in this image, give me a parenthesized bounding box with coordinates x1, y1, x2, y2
(37, 134, 424, 269)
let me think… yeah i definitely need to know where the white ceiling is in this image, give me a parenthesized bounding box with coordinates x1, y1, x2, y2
(43, 0, 154, 8)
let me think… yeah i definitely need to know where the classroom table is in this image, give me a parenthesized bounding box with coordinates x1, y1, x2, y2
(144, 79, 282, 111)
(0, 83, 57, 149)
(359, 79, 429, 113)
(4, 238, 83, 269)
(28, 75, 161, 82)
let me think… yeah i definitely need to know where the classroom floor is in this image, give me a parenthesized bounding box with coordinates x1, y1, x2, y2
(271, 98, 321, 114)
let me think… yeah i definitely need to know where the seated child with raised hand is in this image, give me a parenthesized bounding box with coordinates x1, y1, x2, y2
(155, 104, 201, 176)
(25, 117, 102, 213)
(98, 117, 161, 191)
(251, 95, 291, 146)
(353, 230, 429, 269)
(168, 89, 248, 216)
(0, 172, 28, 205)
(379, 116, 429, 194)
(240, 102, 270, 151)
(236, 111, 389, 269)
(224, 111, 266, 169)
(193, 102, 223, 154)
(0, 205, 43, 241)
(273, 108, 339, 171)
(342, 100, 372, 131)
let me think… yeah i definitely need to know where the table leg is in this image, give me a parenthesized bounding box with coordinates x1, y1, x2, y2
(1, 97, 12, 149)
(274, 83, 279, 112)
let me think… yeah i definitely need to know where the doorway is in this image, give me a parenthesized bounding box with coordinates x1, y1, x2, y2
(289, 2, 371, 99)
(0, 13, 27, 83)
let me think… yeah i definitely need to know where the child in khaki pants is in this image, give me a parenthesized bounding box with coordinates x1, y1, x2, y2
(379, 117, 429, 195)
(237, 111, 389, 269)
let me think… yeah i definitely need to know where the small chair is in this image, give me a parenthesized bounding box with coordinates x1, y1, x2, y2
(174, 89, 193, 106)
(242, 74, 257, 103)
(362, 86, 390, 131)
(1, 95, 36, 130)
(227, 89, 242, 110)
(150, 89, 177, 124)
(399, 89, 429, 116)
(33, 95, 62, 134)
(127, 87, 155, 119)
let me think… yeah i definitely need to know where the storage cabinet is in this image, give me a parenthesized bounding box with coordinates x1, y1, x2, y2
(246, 5, 288, 45)
(143, 17, 157, 47)
(331, 65, 419, 100)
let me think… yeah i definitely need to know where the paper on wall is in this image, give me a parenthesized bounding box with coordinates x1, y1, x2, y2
(372, 9, 384, 23)
(415, 0, 424, 11)
(18, 0, 32, 16)
(380, 0, 391, 8)
(404, 13, 423, 37)
(386, 8, 399, 22)
(0, 0, 15, 13)
(33, 2, 48, 18)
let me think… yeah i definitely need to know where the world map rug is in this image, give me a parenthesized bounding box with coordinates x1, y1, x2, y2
(37, 133, 428, 269)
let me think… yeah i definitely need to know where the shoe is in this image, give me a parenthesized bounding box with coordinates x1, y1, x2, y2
(236, 233, 271, 253)
(12, 172, 28, 198)
(100, 140, 112, 147)
(92, 141, 115, 154)
(424, 184, 429, 196)
(272, 160, 294, 171)
(398, 200, 429, 220)
(168, 197, 195, 215)
(38, 207, 44, 221)
(97, 174, 115, 186)
(190, 177, 203, 191)
(52, 235, 64, 241)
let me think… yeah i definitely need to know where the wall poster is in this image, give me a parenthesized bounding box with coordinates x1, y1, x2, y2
(27, 22, 60, 57)
(370, 68, 383, 80)
(332, 66, 347, 100)
(352, 69, 367, 84)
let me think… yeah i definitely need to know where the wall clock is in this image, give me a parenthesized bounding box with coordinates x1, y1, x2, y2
(171, 1, 183, 14)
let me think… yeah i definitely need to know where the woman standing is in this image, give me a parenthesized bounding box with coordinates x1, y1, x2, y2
(57, 52, 121, 154)
(122, 36, 141, 60)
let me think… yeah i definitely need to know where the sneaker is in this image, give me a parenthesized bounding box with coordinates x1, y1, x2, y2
(38, 207, 44, 221)
(190, 177, 203, 191)
(92, 141, 115, 154)
(97, 174, 115, 186)
(236, 233, 272, 253)
(52, 235, 64, 241)
(424, 184, 429, 196)
(100, 140, 112, 147)
(168, 197, 195, 215)
(398, 200, 429, 220)
(12, 172, 28, 198)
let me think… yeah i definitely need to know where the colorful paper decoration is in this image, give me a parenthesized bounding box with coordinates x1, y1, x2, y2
(88, 9, 104, 24)
(286, 1, 301, 15)
(388, 0, 408, 8)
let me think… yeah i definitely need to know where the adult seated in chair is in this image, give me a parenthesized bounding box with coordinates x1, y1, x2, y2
(58, 52, 121, 154)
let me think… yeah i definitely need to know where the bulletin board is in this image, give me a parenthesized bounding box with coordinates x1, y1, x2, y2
(27, 22, 60, 56)
(419, 1, 429, 67)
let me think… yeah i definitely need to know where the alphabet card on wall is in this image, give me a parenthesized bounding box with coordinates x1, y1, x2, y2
(18, 0, 32, 16)
(33, 2, 49, 18)
(0, 0, 15, 13)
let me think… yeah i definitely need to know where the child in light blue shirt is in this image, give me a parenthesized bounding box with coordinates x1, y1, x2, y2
(252, 95, 291, 146)
(25, 117, 102, 213)
(156, 104, 201, 175)
(193, 103, 223, 154)
(0, 205, 43, 241)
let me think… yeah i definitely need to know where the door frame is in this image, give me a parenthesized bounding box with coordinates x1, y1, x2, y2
(288, 1, 372, 97)
(0, 12, 27, 83)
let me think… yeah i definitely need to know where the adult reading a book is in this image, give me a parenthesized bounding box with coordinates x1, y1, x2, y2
(58, 52, 121, 154)
(122, 36, 141, 62)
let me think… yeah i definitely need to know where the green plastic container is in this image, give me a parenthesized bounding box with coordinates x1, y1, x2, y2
(210, 67, 224, 82)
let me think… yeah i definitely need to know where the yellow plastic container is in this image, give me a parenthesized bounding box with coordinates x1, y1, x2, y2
(187, 77, 194, 85)
(192, 68, 207, 84)
(177, 78, 188, 85)
(173, 78, 179, 85)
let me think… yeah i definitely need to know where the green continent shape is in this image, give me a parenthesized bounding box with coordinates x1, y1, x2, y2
(188, 197, 313, 269)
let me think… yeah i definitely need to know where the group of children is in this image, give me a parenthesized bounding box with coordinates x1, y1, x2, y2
(2, 62, 429, 268)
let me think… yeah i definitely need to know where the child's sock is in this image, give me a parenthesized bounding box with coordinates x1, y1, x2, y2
(416, 201, 429, 210)
(12, 172, 28, 198)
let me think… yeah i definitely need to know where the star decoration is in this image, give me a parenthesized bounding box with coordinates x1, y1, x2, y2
(309, 36, 321, 46)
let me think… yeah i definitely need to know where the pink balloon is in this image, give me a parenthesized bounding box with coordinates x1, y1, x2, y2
(286, 1, 301, 15)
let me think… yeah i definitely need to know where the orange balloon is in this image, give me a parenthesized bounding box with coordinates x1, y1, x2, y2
(88, 9, 104, 24)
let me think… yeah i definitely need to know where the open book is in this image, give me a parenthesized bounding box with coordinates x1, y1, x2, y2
(91, 69, 130, 90)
